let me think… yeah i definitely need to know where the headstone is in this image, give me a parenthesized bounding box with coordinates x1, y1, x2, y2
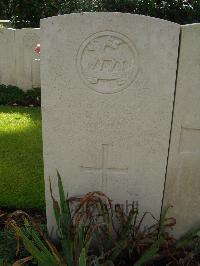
(0, 20, 11, 28)
(41, 13, 180, 233)
(164, 24, 200, 237)
(15, 28, 40, 90)
(0, 28, 15, 85)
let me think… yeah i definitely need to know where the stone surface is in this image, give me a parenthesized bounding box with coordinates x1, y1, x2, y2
(15, 28, 40, 90)
(164, 24, 200, 237)
(0, 28, 15, 85)
(40, 13, 180, 233)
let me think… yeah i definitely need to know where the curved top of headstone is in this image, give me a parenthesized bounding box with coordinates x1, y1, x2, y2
(40, 12, 179, 26)
(41, 12, 179, 94)
(41, 12, 180, 94)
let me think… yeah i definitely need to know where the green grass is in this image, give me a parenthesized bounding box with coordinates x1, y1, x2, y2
(0, 106, 45, 209)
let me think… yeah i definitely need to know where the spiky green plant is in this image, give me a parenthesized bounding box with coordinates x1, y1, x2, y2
(5, 171, 200, 265)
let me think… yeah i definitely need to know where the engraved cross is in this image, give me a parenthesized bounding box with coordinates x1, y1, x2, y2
(80, 144, 128, 191)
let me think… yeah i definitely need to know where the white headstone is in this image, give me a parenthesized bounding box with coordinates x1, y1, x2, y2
(164, 24, 200, 237)
(15, 28, 40, 90)
(0, 28, 15, 85)
(41, 13, 180, 233)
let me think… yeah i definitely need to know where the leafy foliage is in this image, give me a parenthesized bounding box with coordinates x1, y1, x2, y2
(0, 85, 41, 106)
(0, 85, 24, 106)
(0, 211, 32, 264)
(0, 0, 9, 20)
(4, 172, 200, 265)
(1, 0, 200, 28)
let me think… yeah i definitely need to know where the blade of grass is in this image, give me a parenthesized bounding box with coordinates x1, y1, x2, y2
(56, 170, 73, 266)
(79, 248, 86, 266)
(134, 237, 163, 266)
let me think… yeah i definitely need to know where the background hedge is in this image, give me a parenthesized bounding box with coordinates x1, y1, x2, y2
(0, 85, 41, 106)
(0, 0, 200, 28)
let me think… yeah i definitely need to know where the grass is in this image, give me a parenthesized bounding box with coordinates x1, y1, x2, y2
(0, 106, 45, 209)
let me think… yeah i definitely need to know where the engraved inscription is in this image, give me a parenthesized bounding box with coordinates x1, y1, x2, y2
(80, 144, 128, 191)
(77, 31, 138, 94)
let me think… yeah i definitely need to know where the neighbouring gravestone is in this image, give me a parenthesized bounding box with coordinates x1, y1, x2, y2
(41, 13, 180, 233)
(15, 28, 40, 90)
(0, 20, 11, 28)
(0, 28, 40, 90)
(0, 28, 15, 85)
(164, 24, 200, 237)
